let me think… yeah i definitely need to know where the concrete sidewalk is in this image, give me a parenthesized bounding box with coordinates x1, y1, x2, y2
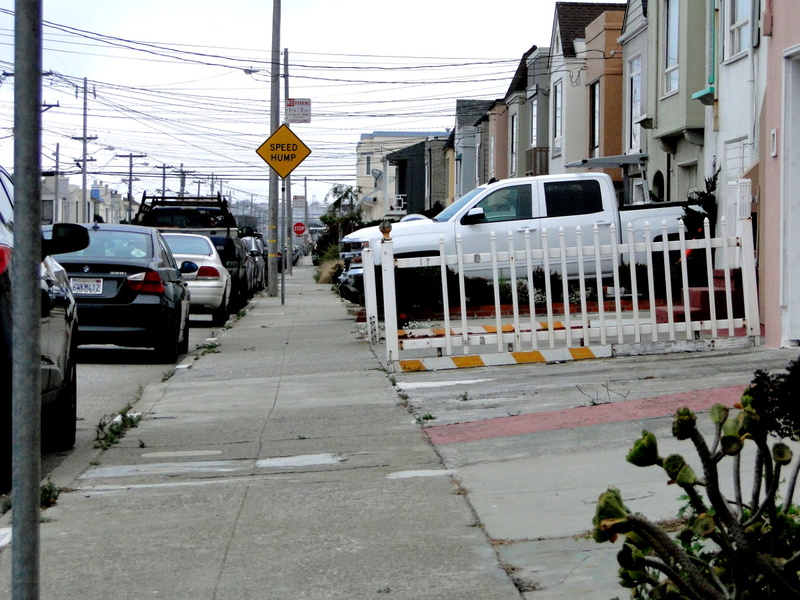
(1, 263, 798, 599)
(0, 265, 520, 599)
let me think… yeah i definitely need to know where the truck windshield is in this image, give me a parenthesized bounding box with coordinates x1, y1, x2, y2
(432, 187, 485, 222)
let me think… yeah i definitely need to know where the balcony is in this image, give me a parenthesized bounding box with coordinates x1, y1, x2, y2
(385, 195, 407, 217)
(525, 147, 549, 176)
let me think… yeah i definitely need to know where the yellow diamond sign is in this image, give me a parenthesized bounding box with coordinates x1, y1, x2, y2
(256, 124, 311, 179)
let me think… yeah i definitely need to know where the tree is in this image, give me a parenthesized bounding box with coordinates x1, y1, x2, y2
(314, 184, 362, 256)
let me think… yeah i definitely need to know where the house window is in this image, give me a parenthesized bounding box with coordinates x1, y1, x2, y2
(553, 80, 563, 156)
(726, 0, 751, 58)
(365, 156, 371, 175)
(628, 55, 642, 151)
(663, 0, 679, 94)
(725, 137, 751, 179)
(589, 81, 600, 158)
(529, 98, 538, 147)
(510, 113, 518, 175)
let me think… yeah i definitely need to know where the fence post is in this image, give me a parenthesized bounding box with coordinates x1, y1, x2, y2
(380, 238, 400, 369)
(362, 248, 379, 344)
(738, 216, 761, 337)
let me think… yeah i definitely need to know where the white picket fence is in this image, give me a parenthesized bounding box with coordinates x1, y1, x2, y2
(362, 215, 760, 373)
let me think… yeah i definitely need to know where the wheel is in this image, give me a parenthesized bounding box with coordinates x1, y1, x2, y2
(43, 349, 77, 452)
(154, 318, 180, 363)
(177, 316, 190, 355)
(210, 294, 228, 326)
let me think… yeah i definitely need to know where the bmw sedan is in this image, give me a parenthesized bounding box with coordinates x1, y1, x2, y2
(1, 166, 90, 491)
(162, 232, 231, 326)
(46, 223, 195, 363)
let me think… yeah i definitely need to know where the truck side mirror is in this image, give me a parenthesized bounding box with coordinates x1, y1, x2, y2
(461, 207, 486, 225)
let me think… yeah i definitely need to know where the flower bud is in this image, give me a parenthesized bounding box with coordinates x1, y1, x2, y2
(626, 430, 660, 467)
(692, 513, 716, 537)
(773, 442, 793, 466)
(709, 403, 729, 425)
(672, 407, 696, 440)
(662, 454, 686, 480)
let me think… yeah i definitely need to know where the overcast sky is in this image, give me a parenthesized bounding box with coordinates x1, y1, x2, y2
(0, 0, 623, 205)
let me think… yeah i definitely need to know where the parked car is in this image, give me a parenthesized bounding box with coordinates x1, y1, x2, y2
(209, 234, 251, 310)
(46, 223, 195, 363)
(1, 166, 90, 491)
(162, 233, 232, 326)
(241, 235, 266, 292)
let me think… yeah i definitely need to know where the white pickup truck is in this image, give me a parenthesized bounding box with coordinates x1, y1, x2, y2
(342, 173, 694, 279)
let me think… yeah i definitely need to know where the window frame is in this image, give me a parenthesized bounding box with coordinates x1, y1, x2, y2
(589, 80, 600, 158)
(725, 0, 751, 59)
(628, 54, 642, 152)
(663, 0, 680, 96)
(552, 79, 563, 157)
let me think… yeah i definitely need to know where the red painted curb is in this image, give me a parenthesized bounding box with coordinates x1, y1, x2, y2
(425, 384, 747, 445)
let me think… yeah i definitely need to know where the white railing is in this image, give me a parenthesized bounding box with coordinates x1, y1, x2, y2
(362, 216, 760, 372)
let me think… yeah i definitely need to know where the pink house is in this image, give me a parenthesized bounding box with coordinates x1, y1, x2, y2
(760, 0, 800, 347)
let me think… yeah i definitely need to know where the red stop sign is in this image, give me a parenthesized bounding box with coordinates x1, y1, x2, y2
(292, 222, 306, 235)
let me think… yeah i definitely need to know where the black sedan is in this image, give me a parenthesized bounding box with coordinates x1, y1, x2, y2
(46, 223, 195, 364)
(1, 166, 90, 491)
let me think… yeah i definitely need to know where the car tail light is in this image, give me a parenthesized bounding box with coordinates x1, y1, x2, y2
(127, 270, 164, 294)
(0, 246, 10, 276)
(196, 266, 220, 280)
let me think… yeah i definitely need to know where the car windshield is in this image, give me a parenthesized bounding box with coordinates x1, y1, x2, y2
(53, 229, 152, 259)
(432, 186, 485, 222)
(163, 235, 213, 256)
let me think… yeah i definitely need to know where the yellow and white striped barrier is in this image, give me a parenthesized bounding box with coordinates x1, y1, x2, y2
(397, 345, 612, 372)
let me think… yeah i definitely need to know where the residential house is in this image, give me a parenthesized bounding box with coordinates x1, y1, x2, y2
(443, 130, 457, 206)
(760, 0, 800, 347)
(646, 0, 707, 204)
(453, 99, 494, 197)
(548, 2, 627, 175)
(385, 136, 448, 216)
(503, 46, 539, 179)
(482, 99, 509, 182)
(525, 47, 551, 177)
(355, 130, 448, 221)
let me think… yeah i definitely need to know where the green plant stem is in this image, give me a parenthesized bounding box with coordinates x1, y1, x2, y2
(782, 457, 800, 515)
(752, 448, 764, 512)
(734, 453, 744, 517)
(628, 513, 727, 600)
(640, 556, 703, 600)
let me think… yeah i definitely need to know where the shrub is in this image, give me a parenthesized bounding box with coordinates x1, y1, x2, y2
(593, 356, 800, 599)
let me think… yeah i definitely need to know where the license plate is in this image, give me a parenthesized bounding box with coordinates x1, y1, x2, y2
(70, 277, 103, 295)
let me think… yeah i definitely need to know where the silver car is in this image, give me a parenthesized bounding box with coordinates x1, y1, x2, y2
(162, 233, 232, 326)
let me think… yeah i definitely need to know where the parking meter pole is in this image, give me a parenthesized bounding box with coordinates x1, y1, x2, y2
(12, 1, 43, 598)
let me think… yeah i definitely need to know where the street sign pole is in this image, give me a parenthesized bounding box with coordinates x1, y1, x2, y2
(268, 0, 281, 298)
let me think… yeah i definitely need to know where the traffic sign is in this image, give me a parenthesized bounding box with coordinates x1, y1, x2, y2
(292, 222, 306, 235)
(286, 98, 311, 123)
(256, 124, 311, 179)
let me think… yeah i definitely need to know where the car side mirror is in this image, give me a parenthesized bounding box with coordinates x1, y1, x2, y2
(42, 223, 89, 257)
(225, 260, 238, 269)
(179, 261, 199, 274)
(461, 207, 486, 225)
(249, 249, 260, 257)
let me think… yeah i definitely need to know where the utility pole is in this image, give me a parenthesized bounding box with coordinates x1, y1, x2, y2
(283, 47, 292, 279)
(175, 163, 195, 197)
(268, 0, 281, 298)
(192, 179, 205, 196)
(116, 153, 146, 222)
(13, 1, 44, 597)
(52, 143, 59, 223)
(155, 163, 173, 196)
(76, 78, 96, 222)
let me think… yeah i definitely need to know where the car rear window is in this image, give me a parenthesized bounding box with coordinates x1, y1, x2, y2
(54, 230, 152, 259)
(163, 235, 213, 256)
